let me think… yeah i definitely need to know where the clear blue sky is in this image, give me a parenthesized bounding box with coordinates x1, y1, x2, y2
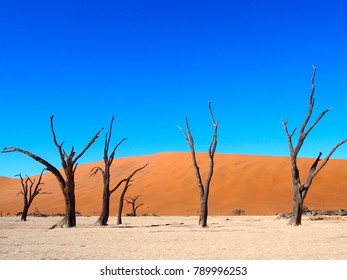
(1, 0, 347, 177)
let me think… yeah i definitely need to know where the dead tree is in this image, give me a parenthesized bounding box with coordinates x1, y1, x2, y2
(90, 116, 127, 226)
(2, 115, 103, 228)
(125, 195, 144, 216)
(179, 101, 218, 227)
(16, 169, 47, 221)
(117, 164, 148, 225)
(282, 65, 347, 226)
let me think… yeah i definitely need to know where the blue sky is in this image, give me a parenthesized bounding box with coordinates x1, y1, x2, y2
(1, 0, 347, 177)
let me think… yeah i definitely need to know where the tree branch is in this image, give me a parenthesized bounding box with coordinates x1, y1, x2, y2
(90, 166, 105, 177)
(282, 121, 295, 154)
(304, 108, 332, 137)
(109, 138, 127, 165)
(135, 203, 144, 211)
(105, 116, 115, 155)
(2, 146, 64, 183)
(178, 125, 188, 142)
(15, 169, 46, 206)
(206, 101, 218, 190)
(73, 127, 104, 165)
(125, 163, 149, 183)
(179, 116, 204, 193)
(208, 101, 216, 124)
(110, 178, 127, 195)
(50, 115, 67, 169)
(301, 152, 322, 195)
(314, 138, 347, 176)
(114, 164, 148, 195)
(299, 65, 316, 136)
(310, 152, 322, 173)
(178, 116, 192, 145)
(298, 66, 332, 140)
(125, 195, 141, 204)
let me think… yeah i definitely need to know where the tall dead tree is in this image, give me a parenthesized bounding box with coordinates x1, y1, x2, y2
(2, 115, 103, 228)
(282, 65, 347, 226)
(125, 195, 144, 216)
(90, 116, 127, 226)
(179, 101, 218, 227)
(16, 169, 46, 221)
(117, 163, 148, 225)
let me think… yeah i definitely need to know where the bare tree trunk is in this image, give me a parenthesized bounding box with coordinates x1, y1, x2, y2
(131, 203, 142, 216)
(16, 170, 46, 222)
(179, 101, 218, 228)
(20, 196, 36, 221)
(21, 202, 29, 222)
(116, 164, 148, 225)
(199, 195, 208, 227)
(131, 205, 136, 216)
(3, 116, 103, 228)
(94, 163, 111, 226)
(288, 185, 303, 226)
(125, 195, 144, 216)
(282, 66, 347, 226)
(96, 191, 111, 226)
(62, 179, 76, 227)
(91, 116, 127, 226)
(95, 177, 129, 226)
(117, 186, 127, 225)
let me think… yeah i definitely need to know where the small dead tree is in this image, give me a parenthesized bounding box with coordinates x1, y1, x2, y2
(179, 101, 218, 227)
(16, 169, 47, 221)
(2, 115, 103, 228)
(90, 116, 127, 226)
(282, 65, 347, 226)
(125, 195, 144, 216)
(117, 164, 148, 225)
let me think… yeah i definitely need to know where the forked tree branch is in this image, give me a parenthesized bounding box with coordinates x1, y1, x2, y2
(90, 166, 105, 177)
(73, 128, 104, 165)
(314, 138, 347, 176)
(109, 138, 127, 165)
(283, 66, 347, 225)
(50, 115, 104, 167)
(282, 121, 295, 153)
(109, 178, 128, 195)
(283, 65, 333, 158)
(206, 101, 218, 189)
(50, 115, 67, 169)
(125, 195, 142, 204)
(105, 116, 115, 155)
(125, 195, 144, 212)
(179, 117, 204, 193)
(179, 101, 218, 200)
(110, 163, 149, 195)
(16, 169, 47, 203)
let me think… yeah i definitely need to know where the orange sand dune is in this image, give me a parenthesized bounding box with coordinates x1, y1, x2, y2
(0, 153, 347, 217)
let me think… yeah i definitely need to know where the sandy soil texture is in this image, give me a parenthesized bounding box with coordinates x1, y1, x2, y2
(1, 215, 347, 260)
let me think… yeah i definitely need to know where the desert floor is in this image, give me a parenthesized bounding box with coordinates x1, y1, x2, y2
(1, 215, 347, 260)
